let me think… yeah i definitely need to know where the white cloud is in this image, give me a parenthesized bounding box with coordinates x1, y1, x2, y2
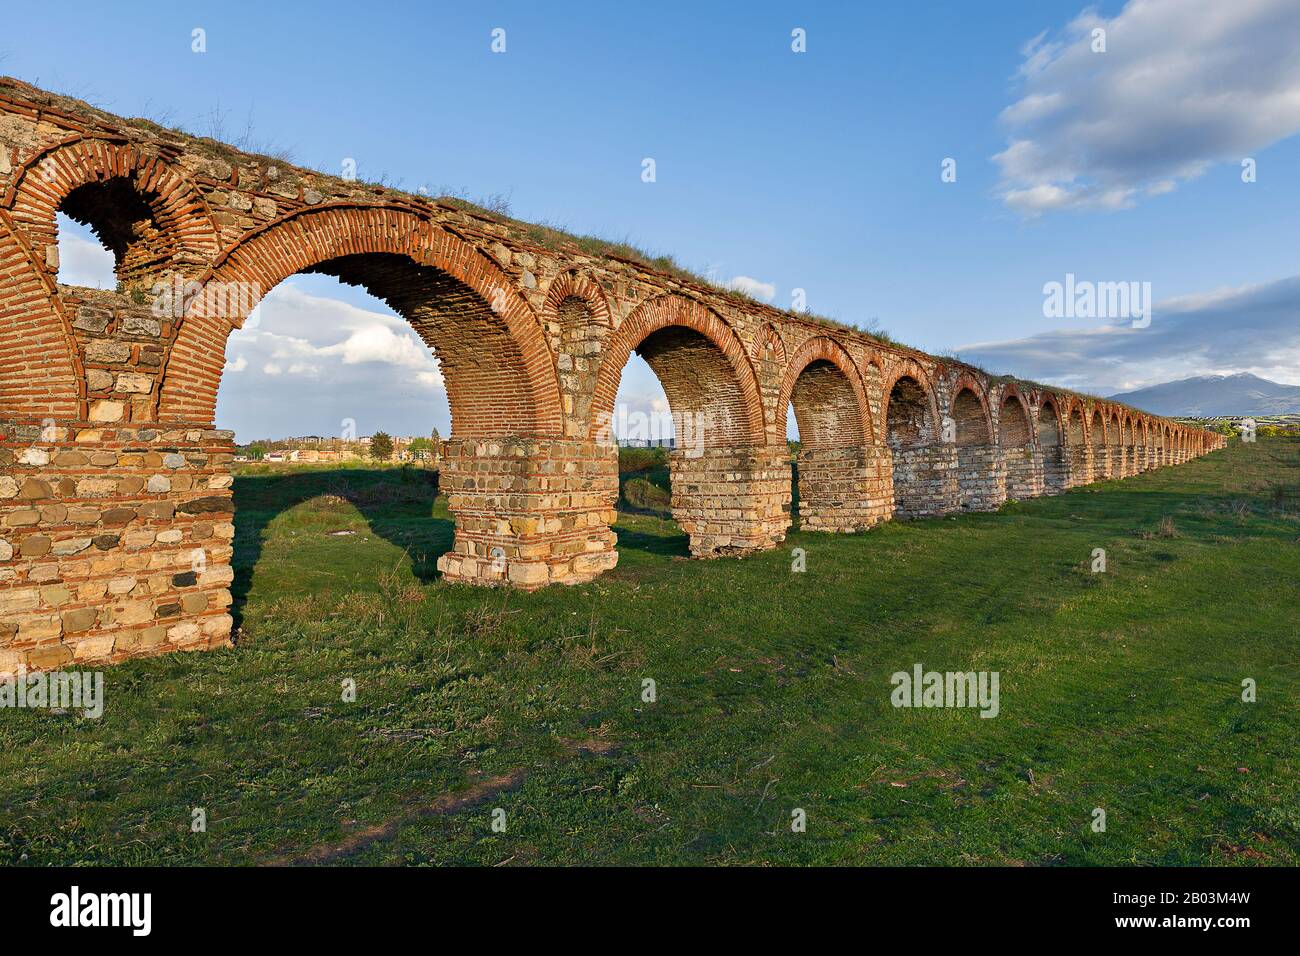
(956, 272, 1300, 393)
(228, 284, 444, 385)
(215, 280, 450, 441)
(55, 216, 116, 288)
(724, 275, 776, 301)
(995, 0, 1300, 214)
(317, 324, 435, 368)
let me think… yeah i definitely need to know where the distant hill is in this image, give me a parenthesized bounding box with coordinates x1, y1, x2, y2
(1109, 373, 1300, 416)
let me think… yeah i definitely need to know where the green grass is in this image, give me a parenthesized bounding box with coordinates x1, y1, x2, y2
(2, 439, 1297, 866)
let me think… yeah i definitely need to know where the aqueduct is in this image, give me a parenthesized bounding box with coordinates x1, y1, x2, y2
(0, 79, 1223, 671)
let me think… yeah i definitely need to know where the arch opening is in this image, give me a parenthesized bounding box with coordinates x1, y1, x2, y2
(886, 374, 949, 518)
(56, 177, 178, 292)
(300, 252, 535, 439)
(54, 212, 116, 289)
(604, 316, 787, 557)
(784, 356, 885, 532)
(214, 269, 450, 447)
(952, 386, 1004, 511)
(1090, 409, 1110, 479)
(789, 359, 865, 451)
(1000, 393, 1042, 500)
(1038, 400, 1067, 493)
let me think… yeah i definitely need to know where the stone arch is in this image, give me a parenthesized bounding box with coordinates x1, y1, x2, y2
(777, 336, 886, 532)
(1038, 394, 1064, 447)
(1037, 394, 1067, 493)
(999, 385, 1040, 500)
(1108, 409, 1124, 475)
(1065, 400, 1086, 446)
(998, 386, 1033, 447)
(157, 204, 562, 436)
(777, 336, 873, 447)
(589, 294, 784, 558)
(1090, 407, 1108, 445)
(881, 361, 940, 447)
(545, 272, 611, 430)
(589, 293, 766, 448)
(5, 136, 219, 288)
(883, 363, 947, 518)
(950, 373, 994, 445)
(950, 375, 1001, 511)
(1089, 407, 1110, 477)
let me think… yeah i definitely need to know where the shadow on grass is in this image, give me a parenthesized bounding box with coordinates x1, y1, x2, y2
(230, 466, 451, 626)
(612, 516, 691, 558)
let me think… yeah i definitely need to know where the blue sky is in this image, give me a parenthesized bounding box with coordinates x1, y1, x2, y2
(17, 0, 1300, 440)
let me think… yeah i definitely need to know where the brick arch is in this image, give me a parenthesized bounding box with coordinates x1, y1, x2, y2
(543, 271, 611, 329)
(776, 336, 873, 446)
(4, 136, 220, 284)
(1064, 398, 1087, 445)
(949, 371, 994, 445)
(589, 293, 765, 447)
(157, 204, 562, 436)
(859, 348, 887, 377)
(0, 209, 83, 418)
(1037, 393, 1064, 447)
(881, 359, 941, 447)
(753, 321, 788, 366)
(1089, 406, 1108, 445)
(998, 384, 1034, 446)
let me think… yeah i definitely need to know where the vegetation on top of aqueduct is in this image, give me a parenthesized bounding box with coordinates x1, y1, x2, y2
(1, 437, 1295, 865)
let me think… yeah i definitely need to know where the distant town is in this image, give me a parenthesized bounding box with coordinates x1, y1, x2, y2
(234, 432, 681, 465)
(234, 432, 443, 464)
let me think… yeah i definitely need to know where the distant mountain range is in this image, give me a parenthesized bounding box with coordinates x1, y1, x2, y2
(1108, 373, 1300, 417)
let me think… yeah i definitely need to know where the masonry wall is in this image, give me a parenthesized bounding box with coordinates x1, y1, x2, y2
(957, 445, 1007, 512)
(1003, 444, 1045, 500)
(669, 446, 791, 556)
(891, 445, 959, 519)
(0, 420, 233, 673)
(796, 445, 893, 532)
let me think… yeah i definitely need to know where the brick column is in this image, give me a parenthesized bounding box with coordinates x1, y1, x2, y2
(1, 419, 234, 675)
(957, 445, 1007, 511)
(891, 444, 959, 519)
(435, 437, 618, 588)
(795, 445, 893, 532)
(669, 444, 790, 556)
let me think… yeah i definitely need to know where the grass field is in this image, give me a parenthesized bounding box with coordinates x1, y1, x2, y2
(2, 439, 1297, 866)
